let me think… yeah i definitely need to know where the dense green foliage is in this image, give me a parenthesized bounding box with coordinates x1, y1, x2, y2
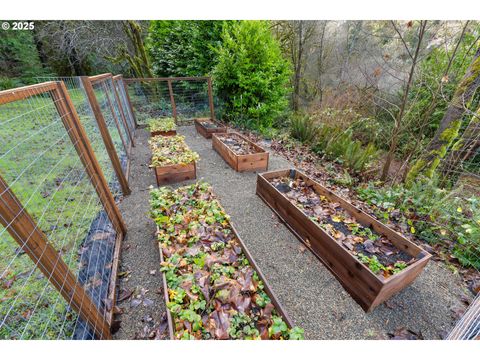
(396, 32, 480, 157)
(0, 30, 50, 88)
(357, 179, 480, 270)
(289, 113, 318, 143)
(213, 21, 292, 131)
(147, 21, 226, 77)
(312, 125, 379, 173)
(148, 117, 176, 132)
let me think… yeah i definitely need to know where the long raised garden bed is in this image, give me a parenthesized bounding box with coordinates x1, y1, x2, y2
(256, 169, 431, 312)
(148, 117, 177, 137)
(212, 132, 269, 172)
(194, 118, 227, 139)
(150, 182, 304, 340)
(149, 135, 199, 186)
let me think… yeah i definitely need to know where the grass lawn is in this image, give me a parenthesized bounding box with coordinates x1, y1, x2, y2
(0, 85, 122, 339)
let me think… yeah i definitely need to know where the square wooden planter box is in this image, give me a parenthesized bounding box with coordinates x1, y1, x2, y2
(154, 161, 196, 186)
(150, 130, 177, 137)
(256, 169, 431, 312)
(158, 221, 293, 339)
(194, 118, 227, 139)
(212, 132, 269, 172)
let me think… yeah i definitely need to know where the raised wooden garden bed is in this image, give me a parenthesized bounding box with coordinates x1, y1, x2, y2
(256, 169, 431, 312)
(148, 117, 177, 137)
(151, 129, 176, 137)
(149, 135, 199, 186)
(154, 162, 196, 186)
(151, 182, 304, 340)
(212, 132, 269, 172)
(194, 118, 227, 139)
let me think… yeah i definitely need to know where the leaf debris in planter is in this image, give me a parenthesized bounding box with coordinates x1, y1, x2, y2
(149, 135, 200, 167)
(198, 119, 220, 129)
(148, 117, 176, 133)
(215, 133, 259, 155)
(150, 182, 304, 340)
(270, 176, 414, 277)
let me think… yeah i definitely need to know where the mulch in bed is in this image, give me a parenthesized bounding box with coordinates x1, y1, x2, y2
(215, 133, 258, 155)
(270, 176, 414, 277)
(199, 120, 220, 129)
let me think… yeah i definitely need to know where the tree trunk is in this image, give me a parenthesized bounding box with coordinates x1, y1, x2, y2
(316, 21, 327, 105)
(122, 20, 154, 78)
(380, 21, 426, 181)
(292, 21, 303, 111)
(441, 107, 480, 178)
(405, 46, 480, 186)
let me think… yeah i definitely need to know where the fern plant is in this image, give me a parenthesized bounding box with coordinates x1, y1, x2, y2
(289, 114, 318, 143)
(313, 126, 379, 173)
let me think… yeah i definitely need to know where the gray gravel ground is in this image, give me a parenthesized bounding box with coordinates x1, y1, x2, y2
(115, 125, 471, 340)
(114, 129, 167, 339)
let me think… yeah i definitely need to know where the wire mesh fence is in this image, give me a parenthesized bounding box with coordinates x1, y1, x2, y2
(0, 81, 124, 339)
(124, 77, 214, 126)
(102, 77, 134, 148)
(448, 292, 480, 340)
(439, 109, 480, 191)
(113, 76, 136, 135)
(38, 76, 128, 201)
(90, 77, 131, 176)
(424, 110, 480, 273)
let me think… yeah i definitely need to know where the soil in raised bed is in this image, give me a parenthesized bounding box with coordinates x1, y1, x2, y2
(216, 133, 259, 155)
(270, 176, 414, 277)
(150, 182, 303, 340)
(199, 120, 220, 129)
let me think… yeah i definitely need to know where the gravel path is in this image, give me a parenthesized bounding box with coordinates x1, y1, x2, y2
(115, 125, 470, 340)
(114, 129, 167, 339)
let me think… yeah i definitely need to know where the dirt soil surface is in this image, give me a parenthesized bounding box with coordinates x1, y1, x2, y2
(115, 126, 471, 340)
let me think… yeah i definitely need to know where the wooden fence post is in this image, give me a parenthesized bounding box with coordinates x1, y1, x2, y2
(0, 175, 112, 340)
(52, 82, 127, 235)
(110, 78, 135, 146)
(100, 82, 129, 155)
(113, 75, 136, 135)
(167, 79, 177, 122)
(80, 76, 131, 196)
(207, 77, 215, 120)
(121, 79, 139, 128)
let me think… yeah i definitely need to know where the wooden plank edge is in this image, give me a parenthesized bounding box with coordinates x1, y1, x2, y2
(105, 232, 124, 328)
(256, 170, 430, 286)
(157, 235, 176, 340)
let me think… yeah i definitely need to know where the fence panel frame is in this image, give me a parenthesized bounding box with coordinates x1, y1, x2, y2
(90, 74, 134, 179)
(0, 175, 112, 340)
(90, 73, 134, 144)
(167, 79, 177, 122)
(0, 80, 128, 339)
(81, 76, 131, 196)
(120, 76, 139, 128)
(97, 80, 128, 153)
(111, 80, 135, 147)
(113, 74, 137, 133)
